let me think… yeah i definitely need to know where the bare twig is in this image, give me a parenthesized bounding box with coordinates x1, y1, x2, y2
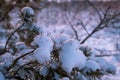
(95, 53, 120, 57)
(63, 3, 80, 41)
(7, 48, 36, 71)
(13, 60, 38, 75)
(73, 16, 89, 35)
(80, 4, 111, 44)
(0, 23, 24, 56)
(87, 0, 102, 20)
(80, 21, 89, 35)
(65, 13, 80, 41)
(94, 48, 120, 57)
(87, 0, 103, 21)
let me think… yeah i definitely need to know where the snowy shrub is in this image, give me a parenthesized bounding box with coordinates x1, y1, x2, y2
(21, 7, 35, 22)
(0, 5, 118, 80)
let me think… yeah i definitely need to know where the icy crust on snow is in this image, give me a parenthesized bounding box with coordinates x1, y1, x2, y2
(59, 39, 86, 73)
(32, 35, 53, 64)
(0, 72, 5, 80)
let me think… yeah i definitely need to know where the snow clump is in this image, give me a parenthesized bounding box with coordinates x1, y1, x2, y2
(90, 57, 116, 74)
(59, 39, 86, 73)
(54, 34, 71, 49)
(85, 60, 100, 72)
(32, 35, 53, 64)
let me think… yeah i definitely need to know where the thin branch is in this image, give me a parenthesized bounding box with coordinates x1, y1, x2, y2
(5, 76, 24, 80)
(73, 17, 89, 35)
(7, 48, 36, 71)
(65, 13, 80, 41)
(87, 0, 102, 21)
(80, 19, 104, 44)
(95, 53, 119, 57)
(80, 5, 111, 44)
(13, 61, 38, 75)
(80, 21, 89, 35)
(0, 23, 24, 56)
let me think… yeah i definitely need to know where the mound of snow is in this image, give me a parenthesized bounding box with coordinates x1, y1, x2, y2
(85, 60, 100, 72)
(32, 35, 53, 64)
(59, 39, 86, 73)
(54, 34, 71, 49)
(31, 35, 53, 48)
(61, 39, 80, 51)
(91, 57, 116, 74)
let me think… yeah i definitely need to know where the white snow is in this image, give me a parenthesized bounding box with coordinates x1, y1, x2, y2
(32, 35, 53, 64)
(0, 53, 14, 67)
(90, 57, 116, 74)
(50, 61, 59, 69)
(59, 39, 86, 73)
(103, 62, 116, 75)
(61, 39, 80, 51)
(54, 34, 71, 49)
(39, 65, 49, 77)
(61, 77, 70, 80)
(85, 60, 100, 72)
(34, 48, 51, 64)
(0, 72, 5, 80)
(21, 7, 34, 17)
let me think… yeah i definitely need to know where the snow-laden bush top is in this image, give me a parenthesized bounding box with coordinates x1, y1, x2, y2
(32, 35, 54, 64)
(85, 60, 101, 72)
(61, 39, 80, 51)
(21, 7, 34, 21)
(54, 34, 71, 49)
(59, 39, 86, 73)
